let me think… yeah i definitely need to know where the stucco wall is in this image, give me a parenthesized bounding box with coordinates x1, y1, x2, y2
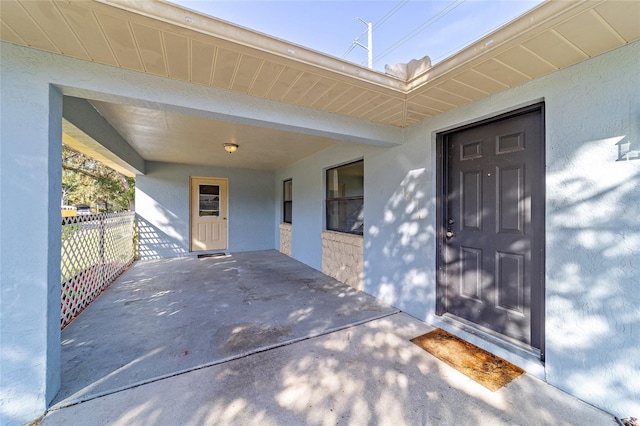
(0, 48, 63, 425)
(276, 41, 640, 418)
(137, 162, 275, 258)
(388, 41, 639, 417)
(1, 33, 638, 423)
(539, 43, 639, 417)
(403, 40, 639, 418)
(274, 142, 387, 270)
(1, 39, 388, 424)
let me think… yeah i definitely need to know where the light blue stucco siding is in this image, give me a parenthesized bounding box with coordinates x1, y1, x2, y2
(274, 142, 387, 270)
(0, 33, 638, 425)
(364, 134, 436, 319)
(275, 40, 640, 418)
(0, 52, 63, 425)
(136, 162, 275, 259)
(412, 40, 639, 417)
(432, 40, 640, 417)
(541, 41, 640, 416)
(0, 40, 394, 424)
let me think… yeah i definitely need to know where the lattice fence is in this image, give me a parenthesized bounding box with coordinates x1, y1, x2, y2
(61, 212, 135, 329)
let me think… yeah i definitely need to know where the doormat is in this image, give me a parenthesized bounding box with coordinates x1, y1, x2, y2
(411, 328, 524, 391)
(197, 253, 227, 259)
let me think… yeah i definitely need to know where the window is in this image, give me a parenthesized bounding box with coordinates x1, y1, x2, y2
(326, 160, 364, 235)
(283, 179, 292, 224)
(199, 184, 220, 216)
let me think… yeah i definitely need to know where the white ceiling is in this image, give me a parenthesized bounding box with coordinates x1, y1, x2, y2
(88, 100, 340, 171)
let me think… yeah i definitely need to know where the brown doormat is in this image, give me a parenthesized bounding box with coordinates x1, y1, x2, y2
(411, 328, 524, 391)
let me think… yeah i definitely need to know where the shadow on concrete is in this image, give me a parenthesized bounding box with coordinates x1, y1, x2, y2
(44, 313, 613, 425)
(52, 250, 397, 408)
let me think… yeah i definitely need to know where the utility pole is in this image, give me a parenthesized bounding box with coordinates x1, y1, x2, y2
(354, 17, 372, 69)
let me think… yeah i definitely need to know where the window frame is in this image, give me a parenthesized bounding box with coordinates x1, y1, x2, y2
(325, 160, 364, 236)
(198, 183, 220, 217)
(283, 179, 292, 224)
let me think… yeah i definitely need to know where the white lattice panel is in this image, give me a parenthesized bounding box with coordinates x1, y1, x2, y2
(61, 212, 135, 329)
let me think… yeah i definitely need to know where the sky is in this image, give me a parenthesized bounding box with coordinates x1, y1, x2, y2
(169, 0, 544, 73)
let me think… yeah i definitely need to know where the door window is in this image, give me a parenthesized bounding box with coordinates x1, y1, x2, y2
(199, 184, 220, 217)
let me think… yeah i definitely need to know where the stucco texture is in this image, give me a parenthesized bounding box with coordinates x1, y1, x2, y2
(137, 162, 275, 258)
(1, 34, 639, 424)
(273, 142, 387, 271)
(1, 47, 63, 425)
(542, 43, 639, 416)
(277, 40, 640, 418)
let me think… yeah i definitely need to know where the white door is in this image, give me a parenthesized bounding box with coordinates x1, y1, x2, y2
(190, 177, 228, 251)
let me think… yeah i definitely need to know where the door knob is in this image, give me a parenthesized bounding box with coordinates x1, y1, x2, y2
(446, 231, 454, 239)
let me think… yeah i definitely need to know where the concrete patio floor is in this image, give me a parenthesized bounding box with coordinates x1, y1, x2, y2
(43, 250, 615, 425)
(52, 250, 398, 408)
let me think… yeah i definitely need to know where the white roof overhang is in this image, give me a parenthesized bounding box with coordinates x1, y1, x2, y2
(2, 0, 638, 169)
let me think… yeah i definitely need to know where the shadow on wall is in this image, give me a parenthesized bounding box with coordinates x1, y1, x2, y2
(615, 135, 640, 161)
(361, 135, 639, 417)
(545, 135, 640, 417)
(137, 216, 189, 259)
(135, 191, 189, 259)
(363, 168, 437, 316)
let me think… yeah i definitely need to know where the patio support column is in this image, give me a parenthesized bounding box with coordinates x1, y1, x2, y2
(0, 58, 62, 424)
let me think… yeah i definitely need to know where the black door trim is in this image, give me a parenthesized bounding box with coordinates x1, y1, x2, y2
(435, 102, 546, 360)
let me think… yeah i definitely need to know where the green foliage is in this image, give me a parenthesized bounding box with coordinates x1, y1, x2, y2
(61, 223, 81, 239)
(62, 145, 135, 212)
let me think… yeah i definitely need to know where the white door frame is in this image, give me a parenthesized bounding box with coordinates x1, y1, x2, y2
(189, 176, 228, 252)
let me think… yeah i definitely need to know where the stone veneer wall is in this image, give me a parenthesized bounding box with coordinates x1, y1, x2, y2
(279, 223, 292, 256)
(321, 231, 363, 291)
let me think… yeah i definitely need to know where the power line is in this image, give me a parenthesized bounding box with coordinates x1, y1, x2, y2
(431, 25, 497, 63)
(342, 0, 408, 59)
(373, 0, 466, 66)
(373, 0, 464, 64)
(342, 43, 358, 59)
(372, 0, 409, 32)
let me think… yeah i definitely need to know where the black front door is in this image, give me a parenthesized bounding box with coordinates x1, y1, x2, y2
(437, 105, 544, 352)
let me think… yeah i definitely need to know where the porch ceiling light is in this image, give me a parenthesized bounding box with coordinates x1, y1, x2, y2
(223, 143, 239, 154)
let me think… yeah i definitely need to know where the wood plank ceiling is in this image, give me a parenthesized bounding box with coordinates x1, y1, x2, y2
(1, 0, 639, 129)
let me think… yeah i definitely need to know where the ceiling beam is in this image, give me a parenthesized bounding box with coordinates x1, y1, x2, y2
(63, 96, 145, 176)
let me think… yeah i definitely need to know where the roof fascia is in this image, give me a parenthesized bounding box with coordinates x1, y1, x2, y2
(97, 0, 595, 98)
(95, 0, 406, 92)
(406, 0, 598, 91)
